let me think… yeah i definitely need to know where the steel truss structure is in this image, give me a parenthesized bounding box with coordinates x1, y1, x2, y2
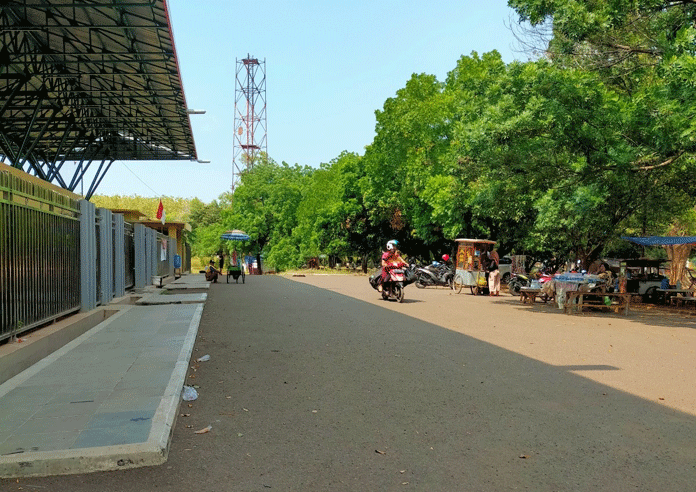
(232, 54, 266, 191)
(0, 0, 197, 199)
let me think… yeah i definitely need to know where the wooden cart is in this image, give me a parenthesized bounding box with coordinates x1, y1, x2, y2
(452, 238, 496, 295)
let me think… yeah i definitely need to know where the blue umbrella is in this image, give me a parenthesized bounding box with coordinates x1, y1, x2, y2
(221, 229, 250, 242)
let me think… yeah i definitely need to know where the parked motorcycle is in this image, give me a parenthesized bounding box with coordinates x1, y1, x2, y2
(508, 272, 553, 296)
(507, 273, 529, 296)
(415, 262, 453, 289)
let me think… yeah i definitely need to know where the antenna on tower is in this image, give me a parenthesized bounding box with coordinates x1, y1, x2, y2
(232, 54, 267, 191)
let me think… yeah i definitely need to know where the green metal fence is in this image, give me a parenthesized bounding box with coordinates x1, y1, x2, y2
(0, 171, 81, 340)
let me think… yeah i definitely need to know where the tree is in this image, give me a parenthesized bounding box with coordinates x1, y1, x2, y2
(295, 152, 377, 272)
(362, 71, 458, 259)
(507, 0, 696, 266)
(229, 159, 312, 272)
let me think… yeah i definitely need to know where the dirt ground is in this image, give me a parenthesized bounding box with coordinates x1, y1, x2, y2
(295, 274, 696, 417)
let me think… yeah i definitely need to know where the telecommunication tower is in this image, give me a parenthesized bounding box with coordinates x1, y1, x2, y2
(232, 54, 267, 191)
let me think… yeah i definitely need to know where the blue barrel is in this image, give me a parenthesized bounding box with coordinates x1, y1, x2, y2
(173, 254, 182, 269)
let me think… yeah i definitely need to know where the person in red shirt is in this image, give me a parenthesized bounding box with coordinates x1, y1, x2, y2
(380, 240, 407, 289)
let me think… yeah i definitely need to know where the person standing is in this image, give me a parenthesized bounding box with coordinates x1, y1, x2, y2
(488, 250, 500, 296)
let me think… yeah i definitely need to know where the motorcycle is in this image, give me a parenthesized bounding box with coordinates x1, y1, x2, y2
(508, 272, 554, 296)
(369, 264, 416, 303)
(415, 262, 454, 289)
(507, 273, 529, 296)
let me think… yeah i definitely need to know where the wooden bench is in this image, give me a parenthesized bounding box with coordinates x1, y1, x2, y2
(519, 287, 542, 304)
(564, 291, 631, 315)
(670, 295, 696, 308)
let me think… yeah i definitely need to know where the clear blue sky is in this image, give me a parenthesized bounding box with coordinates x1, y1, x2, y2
(93, 0, 525, 203)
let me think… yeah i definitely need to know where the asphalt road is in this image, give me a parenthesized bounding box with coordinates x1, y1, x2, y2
(4, 274, 696, 491)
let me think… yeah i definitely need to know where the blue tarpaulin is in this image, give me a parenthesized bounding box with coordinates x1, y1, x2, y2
(622, 236, 696, 246)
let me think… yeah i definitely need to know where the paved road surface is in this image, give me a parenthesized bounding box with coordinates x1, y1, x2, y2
(3, 275, 696, 491)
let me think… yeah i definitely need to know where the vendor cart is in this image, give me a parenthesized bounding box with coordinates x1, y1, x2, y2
(220, 229, 250, 284)
(453, 238, 496, 295)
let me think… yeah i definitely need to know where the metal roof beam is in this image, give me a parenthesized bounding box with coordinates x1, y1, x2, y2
(5, 2, 157, 8)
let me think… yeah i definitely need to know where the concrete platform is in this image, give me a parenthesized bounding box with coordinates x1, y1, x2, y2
(0, 304, 203, 478)
(136, 293, 207, 305)
(169, 275, 209, 285)
(163, 283, 210, 291)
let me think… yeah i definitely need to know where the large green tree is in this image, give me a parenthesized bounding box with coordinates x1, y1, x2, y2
(229, 159, 312, 272)
(506, 0, 696, 264)
(294, 151, 377, 271)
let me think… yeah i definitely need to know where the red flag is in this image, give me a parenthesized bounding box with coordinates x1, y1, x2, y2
(156, 199, 164, 220)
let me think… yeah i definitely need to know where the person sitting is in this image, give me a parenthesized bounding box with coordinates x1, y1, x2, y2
(205, 260, 220, 283)
(379, 240, 407, 291)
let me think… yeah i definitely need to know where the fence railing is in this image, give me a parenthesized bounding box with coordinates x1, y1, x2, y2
(0, 171, 81, 341)
(124, 222, 135, 289)
(1, 169, 182, 340)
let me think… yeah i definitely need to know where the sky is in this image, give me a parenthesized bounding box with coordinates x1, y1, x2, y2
(92, 0, 527, 203)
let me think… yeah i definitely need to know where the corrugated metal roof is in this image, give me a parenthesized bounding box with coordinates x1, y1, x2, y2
(0, 0, 197, 164)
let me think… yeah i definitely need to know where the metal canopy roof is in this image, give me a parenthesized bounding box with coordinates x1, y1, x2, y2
(0, 0, 198, 198)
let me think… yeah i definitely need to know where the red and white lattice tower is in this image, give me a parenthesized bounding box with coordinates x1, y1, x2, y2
(232, 54, 267, 191)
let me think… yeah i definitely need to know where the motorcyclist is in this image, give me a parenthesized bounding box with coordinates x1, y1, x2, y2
(379, 240, 407, 292)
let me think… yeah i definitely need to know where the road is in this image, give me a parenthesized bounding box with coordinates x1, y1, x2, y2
(3, 274, 696, 491)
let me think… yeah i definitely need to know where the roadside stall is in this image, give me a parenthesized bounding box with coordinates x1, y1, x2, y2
(221, 229, 250, 284)
(452, 238, 496, 295)
(621, 236, 696, 305)
(554, 273, 630, 314)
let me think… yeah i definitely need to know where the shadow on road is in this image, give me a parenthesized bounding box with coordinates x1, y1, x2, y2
(15, 276, 696, 492)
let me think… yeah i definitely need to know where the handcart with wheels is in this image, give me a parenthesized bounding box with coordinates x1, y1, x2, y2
(452, 238, 496, 295)
(220, 229, 250, 284)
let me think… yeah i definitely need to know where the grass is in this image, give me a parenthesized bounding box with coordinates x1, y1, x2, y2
(191, 257, 205, 273)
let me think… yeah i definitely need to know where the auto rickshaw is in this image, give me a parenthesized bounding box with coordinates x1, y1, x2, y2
(452, 238, 496, 295)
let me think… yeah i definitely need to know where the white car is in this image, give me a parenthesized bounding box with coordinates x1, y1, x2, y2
(498, 256, 512, 284)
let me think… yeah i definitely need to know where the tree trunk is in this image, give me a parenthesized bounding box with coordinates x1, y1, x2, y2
(663, 223, 694, 288)
(664, 244, 691, 287)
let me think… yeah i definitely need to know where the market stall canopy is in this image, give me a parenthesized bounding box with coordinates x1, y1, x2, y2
(221, 230, 250, 242)
(622, 236, 696, 246)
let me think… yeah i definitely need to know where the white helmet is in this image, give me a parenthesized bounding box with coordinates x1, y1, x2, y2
(386, 239, 399, 251)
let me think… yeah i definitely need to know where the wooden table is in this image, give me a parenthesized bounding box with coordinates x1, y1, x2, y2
(564, 291, 631, 315)
(519, 287, 542, 304)
(657, 288, 693, 306)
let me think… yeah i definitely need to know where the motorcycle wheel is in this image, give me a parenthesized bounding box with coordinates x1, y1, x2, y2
(415, 273, 426, 289)
(445, 274, 453, 290)
(509, 281, 522, 296)
(453, 277, 464, 294)
(395, 284, 404, 303)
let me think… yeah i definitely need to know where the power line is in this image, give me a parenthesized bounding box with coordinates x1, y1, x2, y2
(121, 162, 162, 197)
